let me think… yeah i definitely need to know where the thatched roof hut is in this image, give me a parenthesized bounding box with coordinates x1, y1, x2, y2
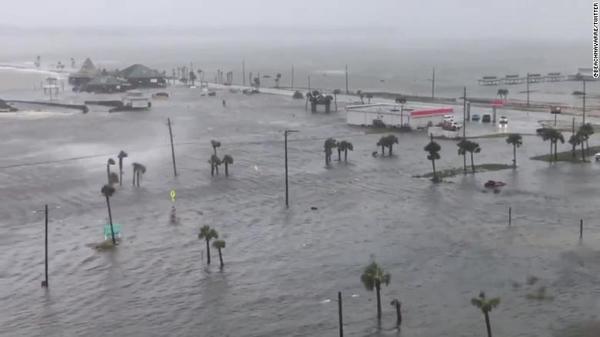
(68, 58, 99, 86)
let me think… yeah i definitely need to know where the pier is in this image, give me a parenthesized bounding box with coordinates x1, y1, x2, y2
(478, 72, 569, 86)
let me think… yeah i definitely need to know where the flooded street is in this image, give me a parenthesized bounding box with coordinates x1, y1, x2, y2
(1, 85, 600, 336)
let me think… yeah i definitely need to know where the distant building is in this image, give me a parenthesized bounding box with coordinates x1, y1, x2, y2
(346, 103, 454, 129)
(80, 75, 131, 93)
(119, 64, 166, 88)
(68, 58, 99, 87)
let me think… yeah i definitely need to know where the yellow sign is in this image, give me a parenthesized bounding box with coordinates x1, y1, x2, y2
(170, 190, 176, 202)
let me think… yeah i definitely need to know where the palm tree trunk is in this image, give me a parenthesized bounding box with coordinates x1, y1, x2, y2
(344, 149, 348, 162)
(484, 312, 492, 337)
(376, 283, 382, 320)
(218, 247, 223, 268)
(337, 148, 341, 161)
(215, 164, 219, 176)
(106, 165, 110, 184)
(395, 301, 401, 327)
(205, 239, 211, 264)
(549, 141, 553, 162)
(471, 152, 475, 173)
(513, 144, 517, 168)
(211, 163, 214, 176)
(105, 195, 115, 244)
(225, 163, 229, 176)
(136, 171, 140, 187)
(554, 141, 558, 161)
(388, 145, 393, 157)
(381, 145, 385, 156)
(132, 168, 136, 186)
(431, 159, 437, 181)
(119, 159, 123, 186)
(572, 142, 577, 158)
(581, 142, 586, 161)
(586, 139, 590, 155)
(463, 153, 467, 174)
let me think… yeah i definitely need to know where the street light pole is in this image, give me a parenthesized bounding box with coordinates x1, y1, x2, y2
(338, 291, 343, 337)
(583, 80, 587, 125)
(284, 130, 299, 208)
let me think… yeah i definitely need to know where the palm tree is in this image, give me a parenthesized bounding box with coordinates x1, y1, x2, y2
(209, 154, 221, 176)
(424, 135, 441, 182)
(211, 140, 221, 156)
(471, 292, 500, 337)
(568, 132, 582, 159)
(222, 155, 233, 176)
(361, 261, 391, 320)
(101, 184, 117, 245)
(548, 129, 565, 162)
(536, 128, 554, 160)
(106, 158, 116, 184)
(212, 239, 226, 268)
(333, 89, 341, 111)
(132, 163, 146, 187)
(198, 225, 218, 264)
(390, 299, 402, 328)
(366, 93, 373, 104)
(465, 140, 481, 173)
(377, 137, 387, 156)
(337, 140, 354, 162)
(189, 71, 197, 86)
(117, 150, 128, 186)
(579, 123, 594, 154)
(357, 90, 364, 104)
(385, 135, 399, 156)
(505, 134, 522, 168)
(275, 73, 281, 88)
(324, 138, 337, 166)
(457, 138, 469, 174)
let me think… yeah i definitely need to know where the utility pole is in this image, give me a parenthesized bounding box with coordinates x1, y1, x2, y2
(463, 86, 467, 138)
(291, 65, 294, 89)
(308, 75, 311, 92)
(242, 60, 246, 86)
(345, 64, 349, 94)
(42, 204, 48, 288)
(338, 291, 343, 337)
(284, 129, 299, 208)
(431, 67, 435, 99)
(526, 73, 530, 107)
(167, 118, 178, 177)
(583, 80, 587, 124)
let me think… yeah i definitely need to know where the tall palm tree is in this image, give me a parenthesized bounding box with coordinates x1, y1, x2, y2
(457, 138, 469, 174)
(337, 140, 354, 162)
(222, 155, 233, 176)
(579, 123, 594, 154)
(377, 137, 387, 156)
(471, 292, 500, 337)
(366, 93, 373, 104)
(324, 138, 337, 166)
(390, 299, 402, 328)
(106, 158, 116, 184)
(198, 225, 218, 264)
(275, 73, 281, 88)
(333, 89, 341, 112)
(209, 154, 221, 176)
(132, 163, 146, 187)
(505, 134, 522, 168)
(117, 151, 128, 186)
(360, 261, 391, 320)
(211, 140, 221, 156)
(548, 129, 565, 162)
(212, 239, 226, 268)
(385, 135, 399, 156)
(536, 128, 554, 161)
(101, 184, 117, 245)
(424, 135, 441, 182)
(465, 140, 481, 173)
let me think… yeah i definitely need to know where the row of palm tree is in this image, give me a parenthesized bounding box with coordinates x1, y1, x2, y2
(376, 135, 399, 157)
(360, 261, 500, 337)
(324, 138, 354, 165)
(198, 225, 226, 268)
(457, 139, 481, 173)
(536, 127, 564, 162)
(209, 140, 234, 176)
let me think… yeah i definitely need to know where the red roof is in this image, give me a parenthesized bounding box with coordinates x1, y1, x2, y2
(410, 107, 453, 118)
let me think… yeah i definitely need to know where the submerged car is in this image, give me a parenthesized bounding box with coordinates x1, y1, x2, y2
(471, 114, 480, 122)
(482, 114, 492, 123)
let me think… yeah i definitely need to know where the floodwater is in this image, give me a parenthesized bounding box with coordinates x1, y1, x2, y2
(2, 72, 600, 336)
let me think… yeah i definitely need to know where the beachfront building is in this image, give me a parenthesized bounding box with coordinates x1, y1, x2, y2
(68, 58, 99, 88)
(119, 64, 167, 88)
(80, 75, 131, 93)
(346, 103, 454, 129)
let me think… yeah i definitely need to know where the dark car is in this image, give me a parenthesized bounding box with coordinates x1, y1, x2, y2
(482, 114, 491, 123)
(471, 114, 480, 122)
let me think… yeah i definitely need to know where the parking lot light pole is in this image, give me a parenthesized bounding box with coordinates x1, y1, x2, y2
(284, 129, 299, 208)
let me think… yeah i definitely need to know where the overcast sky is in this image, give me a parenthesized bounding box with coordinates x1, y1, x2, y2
(0, 0, 591, 40)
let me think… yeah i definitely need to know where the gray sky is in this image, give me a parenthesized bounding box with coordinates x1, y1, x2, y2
(0, 0, 591, 40)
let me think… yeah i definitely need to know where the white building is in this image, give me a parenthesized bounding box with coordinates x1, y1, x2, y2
(346, 103, 454, 129)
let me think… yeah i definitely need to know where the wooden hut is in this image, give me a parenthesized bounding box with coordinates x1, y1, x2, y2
(68, 58, 99, 87)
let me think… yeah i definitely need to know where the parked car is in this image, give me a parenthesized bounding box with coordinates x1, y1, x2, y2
(595, 153, 600, 162)
(499, 116, 508, 127)
(471, 114, 480, 122)
(482, 114, 492, 123)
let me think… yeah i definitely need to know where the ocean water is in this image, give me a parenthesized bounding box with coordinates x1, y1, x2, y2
(1, 31, 600, 337)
